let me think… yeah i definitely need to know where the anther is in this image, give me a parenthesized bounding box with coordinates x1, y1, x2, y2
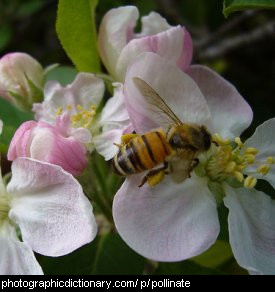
(234, 137, 243, 148)
(267, 157, 275, 164)
(233, 171, 244, 182)
(257, 164, 270, 175)
(245, 147, 259, 155)
(224, 161, 236, 173)
(244, 176, 257, 189)
(244, 154, 255, 164)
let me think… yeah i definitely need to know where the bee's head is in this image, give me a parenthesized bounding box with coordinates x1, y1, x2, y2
(169, 125, 211, 152)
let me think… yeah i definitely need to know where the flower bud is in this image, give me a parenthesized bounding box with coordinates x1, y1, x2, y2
(7, 121, 87, 176)
(0, 53, 44, 110)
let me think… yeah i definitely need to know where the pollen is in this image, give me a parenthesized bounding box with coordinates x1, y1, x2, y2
(56, 107, 63, 116)
(71, 104, 97, 129)
(244, 176, 257, 189)
(234, 137, 243, 148)
(257, 164, 270, 175)
(267, 156, 275, 164)
(245, 147, 259, 155)
(212, 133, 230, 146)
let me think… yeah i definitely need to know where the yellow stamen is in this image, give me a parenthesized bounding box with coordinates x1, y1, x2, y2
(56, 107, 63, 116)
(257, 164, 270, 175)
(267, 156, 275, 164)
(66, 105, 72, 110)
(244, 154, 256, 164)
(224, 161, 236, 173)
(244, 176, 257, 189)
(234, 137, 243, 148)
(233, 171, 244, 182)
(212, 133, 230, 146)
(245, 147, 259, 155)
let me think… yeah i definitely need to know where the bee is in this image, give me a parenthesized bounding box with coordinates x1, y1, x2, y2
(112, 77, 212, 187)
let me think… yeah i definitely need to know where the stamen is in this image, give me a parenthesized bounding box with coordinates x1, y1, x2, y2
(257, 164, 270, 175)
(233, 171, 244, 182)
(234, 137, 243, 148)
(244, 176, 257, 189)
(224, 161, 236, 173)
(245, 147, 259, 155)
(267, 156, 275, 164)
(56, 107, 63, 116)
(244, 154, 256, 164)
(212, 133, 230, 146)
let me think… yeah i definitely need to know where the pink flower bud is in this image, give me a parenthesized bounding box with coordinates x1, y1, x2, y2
(8, 121, 87, 176)
(0, 53, 44, 110)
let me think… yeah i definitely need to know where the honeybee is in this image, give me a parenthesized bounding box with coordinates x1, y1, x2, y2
(112, 77, 212, 187)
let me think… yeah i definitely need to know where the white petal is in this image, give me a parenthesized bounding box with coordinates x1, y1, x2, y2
(99, 83, 130, 124)
(0, 221, 43, 275)
(187, 65, 253, 139)
(98, 6, 139, 79)
(93, 128, 124, 161)
(116, 26, 185, 81)
(7, 158, 97, 256)
(113, 175, 219, 261)
(244, 118, 275, 189)
(124, 52, 211, 133)
(224, 186, 275, 275)
(137, 11, 171, 37)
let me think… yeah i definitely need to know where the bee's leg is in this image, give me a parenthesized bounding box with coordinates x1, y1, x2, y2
(139, 163, 168, 188)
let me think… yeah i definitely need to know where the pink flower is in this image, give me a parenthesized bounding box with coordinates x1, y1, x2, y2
(7, 120, 87, 176)
(112, 52, 275, 274)
(0, 52, 44, 110)
(98, 6, 192, 81)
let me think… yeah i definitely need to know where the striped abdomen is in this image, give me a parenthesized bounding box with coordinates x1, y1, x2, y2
(112, 131, 172, 176)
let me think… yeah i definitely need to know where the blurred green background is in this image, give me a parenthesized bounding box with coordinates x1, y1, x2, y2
(1, 0, 275, 275)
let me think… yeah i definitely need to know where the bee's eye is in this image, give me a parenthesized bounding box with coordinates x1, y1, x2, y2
(170, 133, 186, 148)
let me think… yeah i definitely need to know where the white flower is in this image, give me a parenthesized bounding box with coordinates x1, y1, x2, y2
(0, 157, 97, 275)
(112, 52, 275, 274)
(33, 73, 132, 160)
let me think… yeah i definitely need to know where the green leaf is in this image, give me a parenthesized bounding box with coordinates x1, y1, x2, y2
(191, 240, 233, 268)
(223, 0, 275, 17)
(0, 24, 12, 51)
(56, 0, 101, 73)
(0, 99, 33, 152)
(155, 261, 223, 275)
(91, 234, 145, 275)
(39, 234, 145, 275)
(45, 66, 77, 86)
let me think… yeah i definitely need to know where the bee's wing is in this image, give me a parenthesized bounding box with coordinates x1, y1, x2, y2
(133, 77, 182, 126)
(169, 149, 197, 183)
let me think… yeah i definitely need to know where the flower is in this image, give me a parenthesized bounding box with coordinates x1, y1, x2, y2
(98, 6, 192, 81)
(0, 157, 97, 275)
(33, 73, 132, 161)
(0, 52, 44, 110)
(7, 120, 87, 176)
(112, 52, 275, 275)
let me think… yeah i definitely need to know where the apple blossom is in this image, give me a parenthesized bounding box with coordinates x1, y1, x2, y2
(98, 6, 192, 81)
(0, 156, 97, 275)
(0, 53, 44, 110)
(7, 120, 87, 176)
(112, 52, 275, 275)
(32, 73, 132, 161)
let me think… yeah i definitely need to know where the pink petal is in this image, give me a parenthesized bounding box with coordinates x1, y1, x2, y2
(0, 222, 43, 275)
(177, 28, 193, 71)
(7, 121, 37, 160)
(187, 65, 253, 139)
(124, 52, 211, 133)
(224, 186, 275, 275)
(98, 6, 139, 79)
(113, 175, 219, 261)
(116, 26, 186, 81)
(7, 158, 97, 257)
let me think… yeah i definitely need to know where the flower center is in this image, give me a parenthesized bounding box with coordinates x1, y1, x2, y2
(199, 134, 274, 189)
(56, 104, 97, 129)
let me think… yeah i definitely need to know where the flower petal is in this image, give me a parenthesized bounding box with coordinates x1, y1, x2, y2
(116, 26, 186, 81)
(124, 52, 211, 133)
(187, 65, 253, 139)
(0, 222, 43, 275)
(244, 118, 275, 188)
(224, 186, 275, 275)
(138, 11, 171, 37)
(7, 158, 97, 257)
(113, 175, 219, 261)
(98, 6, 139, 79)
